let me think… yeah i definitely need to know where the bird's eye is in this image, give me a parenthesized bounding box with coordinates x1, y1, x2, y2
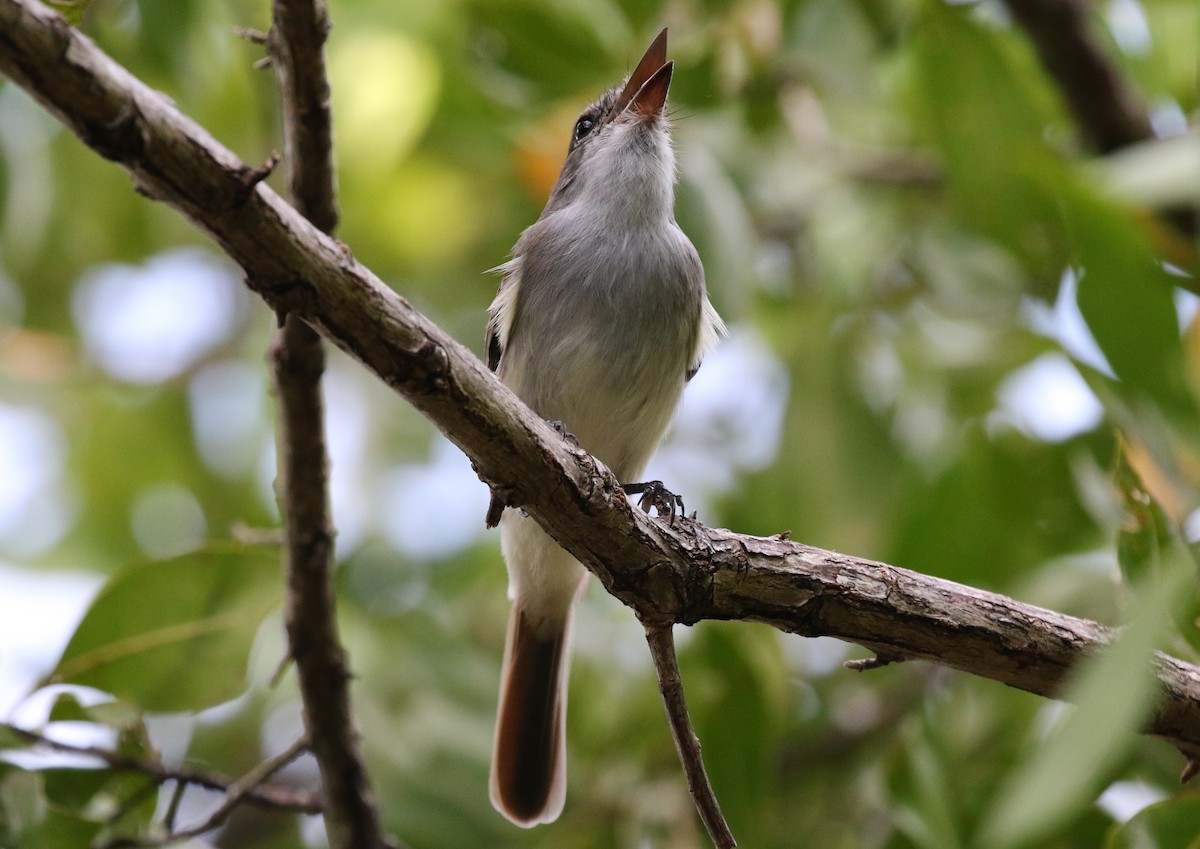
(573, 117, 595, 140)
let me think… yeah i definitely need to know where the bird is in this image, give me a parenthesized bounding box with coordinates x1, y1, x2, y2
(484, 28, 725, 827)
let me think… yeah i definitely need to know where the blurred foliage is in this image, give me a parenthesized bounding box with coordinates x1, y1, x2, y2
(1, 0, 1199, 847)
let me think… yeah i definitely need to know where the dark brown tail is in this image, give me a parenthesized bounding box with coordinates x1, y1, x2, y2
(489, 607, 570, 826)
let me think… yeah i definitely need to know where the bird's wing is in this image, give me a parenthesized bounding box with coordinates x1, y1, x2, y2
(687, 297, 727, 382)
(486, 257, 523, 373)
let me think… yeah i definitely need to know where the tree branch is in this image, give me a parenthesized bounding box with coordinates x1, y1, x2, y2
(99, 735, 313, 849)
(1004, 0, 1153, 155)
(266, 1, 392, 848)
(3, 0, 1200, 786)
(0, 723, 322, 814)
(645, 626, 735, 849)
(1003, 0, 1197, 238)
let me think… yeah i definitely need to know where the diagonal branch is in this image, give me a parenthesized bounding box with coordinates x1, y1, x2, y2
(267, 1, 393, 848)
(1004, 0, 1153, 155)
(3, 0, 1200, 781)
(1003, 0, 1197, 239)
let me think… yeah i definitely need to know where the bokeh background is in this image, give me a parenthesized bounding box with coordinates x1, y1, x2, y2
(1, 0, 1199, 846)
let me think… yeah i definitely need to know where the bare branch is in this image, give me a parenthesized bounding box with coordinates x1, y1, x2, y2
(3, 0, 1200, 782)
(267, 2, 393, 849)
(0, 723, 321, 814)
(1004, 0, 1152, 155)
(98, 735, 313, 849)
(645, 626, 735, 849)
(1003, 0, 1197, 238)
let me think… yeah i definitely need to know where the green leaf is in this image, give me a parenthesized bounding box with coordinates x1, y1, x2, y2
(977, 558, 1194, 849)
(46, 545, 281, 713)
(1105, 791, 1200, 849)
(1114, 439, 1176, 585)
(1066, 185, 1195, 419)
(912, 3, 1069, 283)
(43, 0, 90, 26)
(0, 724, 31, 750)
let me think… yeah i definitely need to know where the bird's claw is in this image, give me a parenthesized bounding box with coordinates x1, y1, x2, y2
(623, 480, 685, 524)
(547, 419, 579, 447)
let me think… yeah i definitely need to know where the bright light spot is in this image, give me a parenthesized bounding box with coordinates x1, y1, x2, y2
(1150, 99, 1189, 138)
(1105, 0, 1151, 56)
(130, 484, 207, 558)
(188, 360, 267, 478)
(1183, 508, 1200, 544)
(1175, 287, 1199, 332)
(377, 438, 490, 559)
(995, 353, 1103, 442)
(893, 392, 949, 461)
(0, 405, 72, 555)
(648, 327, 789, 506)
(1023, 268, 1115, 377)
(0, 565, 103, 718)
(328, 32, 440, 174)
(325, 364, 372, 554)
(1097, 779, 1168, 822)
(73, 248, 242, 384)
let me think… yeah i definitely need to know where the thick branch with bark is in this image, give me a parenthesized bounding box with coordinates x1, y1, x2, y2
(2, 0, 1200, 772)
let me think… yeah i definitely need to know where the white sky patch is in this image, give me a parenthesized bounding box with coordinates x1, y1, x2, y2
(647, 326, 789, 506)
(995, 353, 1104, 442)
(1105, 0, 1152, 56)
(1022, 268, 1115, 378)
(324, 364, 373, 555)
(376, 437, 491, 559)
(130, 483, 207, 559)
(188, 360, 269, 479)
(1096, 779, 1168, 823)
(1174, 287, 1199, 331)
(0, 404, 72, 556)
(72, 248, 242, 384)
(1183, 508, 1200, 544)
(0, 565, 103, 719)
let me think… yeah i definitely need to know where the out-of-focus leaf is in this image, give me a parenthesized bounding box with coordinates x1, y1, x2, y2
(1067, 185, 1196, 419)
(0, 769, 48, 846)
(40, 767, 111, 811)
(1099, 132, 1200, 211)
(45, 546, 280, 713)
(44, 0, 89, 26)
(688, 623, 786, 844)
(978, 557, 1194, 849)
(1115, 438, 1176, 585)
(0, 724, 30, 750)
(900, 730, 965, 849)
(1104, 791, 1200, 849)
(911, 3, 1069, 285)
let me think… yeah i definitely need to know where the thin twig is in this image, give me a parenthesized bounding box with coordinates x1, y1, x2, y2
(644, 625, 736, 849)
(0, 723, 321, 813)
(98, 736, 313, 848)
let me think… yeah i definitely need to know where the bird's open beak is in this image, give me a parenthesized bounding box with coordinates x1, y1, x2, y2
(612, 28, 673, 121)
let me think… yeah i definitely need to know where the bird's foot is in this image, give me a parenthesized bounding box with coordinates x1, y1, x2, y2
(623, 480, 685, 524)
(547, 419, 579, 447)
